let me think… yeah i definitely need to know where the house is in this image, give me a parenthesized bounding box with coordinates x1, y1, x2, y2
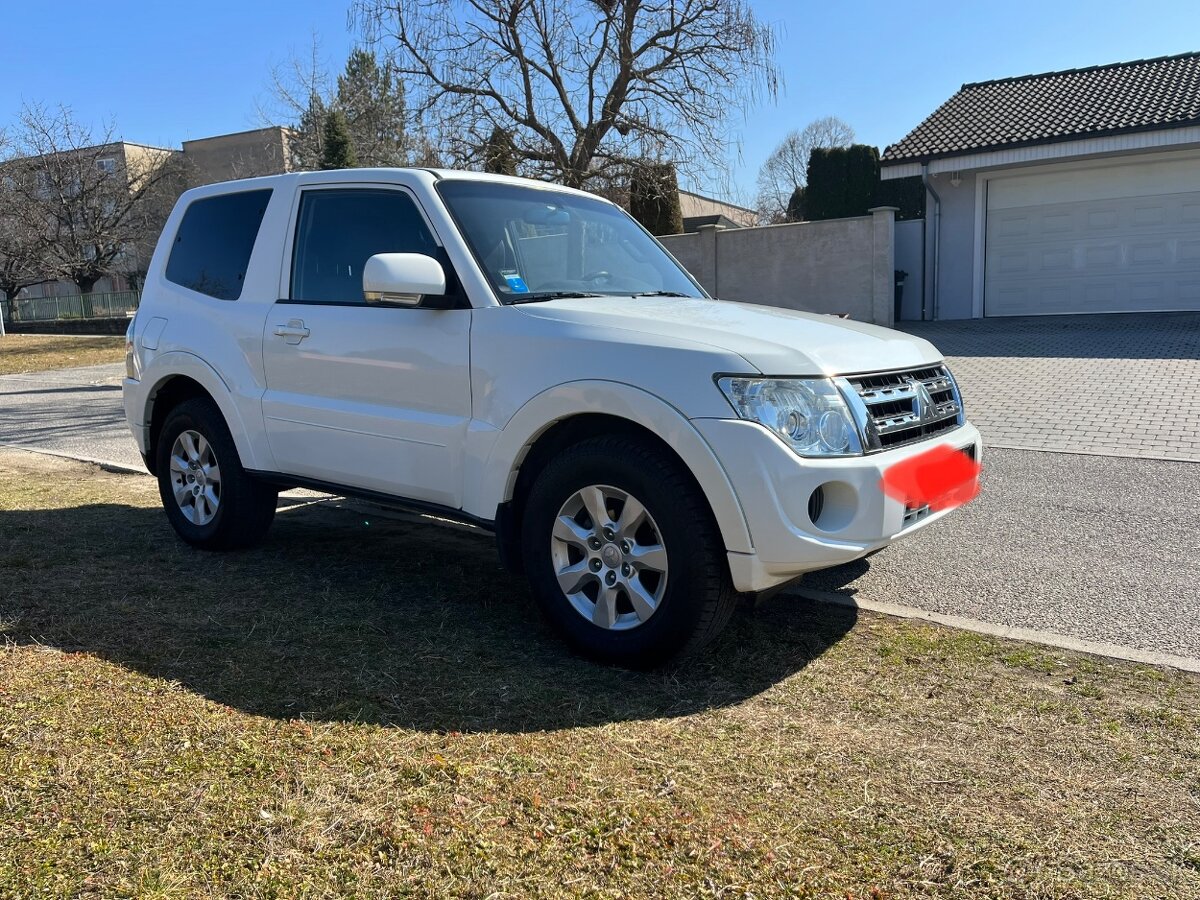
(880, 52, 1200, 319)
(678, 190, 757, 231)
(181, 126, 295, 186)
(11, 127, 297, 301)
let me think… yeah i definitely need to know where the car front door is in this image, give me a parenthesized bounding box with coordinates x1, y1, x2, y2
(260, 183, 472, 509)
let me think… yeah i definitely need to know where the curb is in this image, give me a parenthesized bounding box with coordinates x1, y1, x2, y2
(0, 442, 147, 476)
(789, 585, 1200, 674)
(982, 443, 1200, 465)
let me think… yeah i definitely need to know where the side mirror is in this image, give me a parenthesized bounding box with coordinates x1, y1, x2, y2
(363, 253, 447, 307)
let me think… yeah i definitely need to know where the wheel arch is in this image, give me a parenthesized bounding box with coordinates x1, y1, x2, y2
(476, 382, 753, 573)
(139, 353, 261, 476)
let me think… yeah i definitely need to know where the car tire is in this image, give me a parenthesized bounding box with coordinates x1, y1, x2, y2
(522, 434, 736, 667)
(155, 397, 278, 551)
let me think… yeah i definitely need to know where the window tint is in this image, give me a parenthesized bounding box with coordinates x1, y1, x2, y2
(165, 189, 272, 301)
(290, 189, 438, 303)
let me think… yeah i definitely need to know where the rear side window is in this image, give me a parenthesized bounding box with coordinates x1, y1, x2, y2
(290, 188, 438, 303)
(165, 189, 272, 301)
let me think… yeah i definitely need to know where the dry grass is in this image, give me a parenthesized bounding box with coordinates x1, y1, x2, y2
(0, 334, 126, 375)
(1, 449, 1197, 899)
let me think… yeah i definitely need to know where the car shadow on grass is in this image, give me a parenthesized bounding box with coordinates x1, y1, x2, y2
(0, 497, 856, 733)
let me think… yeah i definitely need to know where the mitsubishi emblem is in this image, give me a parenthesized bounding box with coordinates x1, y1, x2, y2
(910, 379, 936, 423)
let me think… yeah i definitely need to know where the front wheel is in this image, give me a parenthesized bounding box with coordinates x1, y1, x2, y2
(155, 398, 278, 550)
(522, 435, 736, 667)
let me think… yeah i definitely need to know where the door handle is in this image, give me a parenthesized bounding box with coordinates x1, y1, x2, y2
(273, 319, 310, 345)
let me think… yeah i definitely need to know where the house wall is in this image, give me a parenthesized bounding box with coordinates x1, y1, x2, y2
(894, 219, 925, 321)
(677, 190, 757, 227)
(658, 207, 896, 325)
(181, 127, 292, 185)
(924, 172, 978, 320)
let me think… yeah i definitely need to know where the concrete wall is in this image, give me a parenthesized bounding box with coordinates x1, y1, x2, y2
(894, 218, 925, 321)
(659, 207, 897, 326)
(923, 172, 977, 320)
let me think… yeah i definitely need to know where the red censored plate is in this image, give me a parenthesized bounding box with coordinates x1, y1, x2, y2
(880, 445, 982, 513)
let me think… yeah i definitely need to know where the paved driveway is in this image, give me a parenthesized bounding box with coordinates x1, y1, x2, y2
(901, 312, 1200, 461)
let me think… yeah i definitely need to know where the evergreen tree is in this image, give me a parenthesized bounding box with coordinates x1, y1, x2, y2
(336, 48, 408, 166)
(785, 185, 806, 222)
(320, 110, 359, 170)
(629, 162, 683, 236)
(481, 126, 518, 176)
(291, 91, 327, 171)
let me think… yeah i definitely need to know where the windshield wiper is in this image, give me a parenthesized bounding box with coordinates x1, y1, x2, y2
(631, 291, 694, 298)
(507, 291, 602, 304)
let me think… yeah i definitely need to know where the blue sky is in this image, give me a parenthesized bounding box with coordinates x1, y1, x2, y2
(2, 0, 1197, 203)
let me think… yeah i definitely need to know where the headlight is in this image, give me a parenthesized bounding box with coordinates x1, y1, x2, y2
(717, 377, 863, 457)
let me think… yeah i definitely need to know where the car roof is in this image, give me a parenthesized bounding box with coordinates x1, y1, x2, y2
(182, 167, 606, 203)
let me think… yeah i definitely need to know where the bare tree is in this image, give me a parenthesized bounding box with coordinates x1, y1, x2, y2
(755, 116, 854, 223)
(261, 35, 335, 171)
(6, 104, 179, 297)
(0, 136, 55, 324)
(352, 0, 779, 189)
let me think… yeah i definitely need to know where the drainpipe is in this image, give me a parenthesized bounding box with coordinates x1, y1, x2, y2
(921, 162, 941, 321)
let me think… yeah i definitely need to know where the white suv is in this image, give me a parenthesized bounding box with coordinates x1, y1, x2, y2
(123, 168, 981, 666)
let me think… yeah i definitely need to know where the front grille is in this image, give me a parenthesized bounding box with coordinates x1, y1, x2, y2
(841, 365, 963, 452)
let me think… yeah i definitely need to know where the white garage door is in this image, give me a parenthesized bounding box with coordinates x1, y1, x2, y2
(984, 153, 1200, 316)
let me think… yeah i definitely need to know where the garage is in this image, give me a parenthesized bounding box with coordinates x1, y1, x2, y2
(984, 152, 1200, 316)
(879, 51, 1200, 320)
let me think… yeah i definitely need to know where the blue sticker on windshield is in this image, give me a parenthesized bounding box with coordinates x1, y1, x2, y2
(503, 273, 529, 293)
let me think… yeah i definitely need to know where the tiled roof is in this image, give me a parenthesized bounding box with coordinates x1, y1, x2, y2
(881, 52, 1200, 165)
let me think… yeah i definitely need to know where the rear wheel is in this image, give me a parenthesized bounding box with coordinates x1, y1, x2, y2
(522, 435, 736, 667)
(155, 398, 277, 550)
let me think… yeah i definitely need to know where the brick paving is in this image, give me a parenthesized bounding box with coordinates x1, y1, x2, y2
(899, 312, 1200, 461)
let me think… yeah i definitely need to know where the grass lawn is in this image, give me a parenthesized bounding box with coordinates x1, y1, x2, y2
(1, 449, 1197, 898)
(0, 334, 126, 375)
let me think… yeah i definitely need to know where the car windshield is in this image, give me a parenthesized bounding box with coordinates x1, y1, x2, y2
(436, 180, 706, 303)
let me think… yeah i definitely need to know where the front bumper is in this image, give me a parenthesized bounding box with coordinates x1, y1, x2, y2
(692, 418, 983, 592)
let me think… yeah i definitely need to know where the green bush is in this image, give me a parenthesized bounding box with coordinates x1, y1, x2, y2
(873, 174, 925, 221)
(803, 145, 925, 222)
(803, 144, 878, 220)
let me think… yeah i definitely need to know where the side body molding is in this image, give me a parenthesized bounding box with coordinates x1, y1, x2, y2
(463, 380, 753, 555)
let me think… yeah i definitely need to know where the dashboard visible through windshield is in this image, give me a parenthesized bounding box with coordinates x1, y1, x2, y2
(436, 179, 706, 303)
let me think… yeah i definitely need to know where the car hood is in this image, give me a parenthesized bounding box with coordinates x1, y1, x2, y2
(514, 296, 943, 375)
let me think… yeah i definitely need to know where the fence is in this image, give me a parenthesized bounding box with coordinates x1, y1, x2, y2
(9, 290, 141, 323)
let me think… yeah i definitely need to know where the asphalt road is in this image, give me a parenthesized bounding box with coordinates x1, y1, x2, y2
(799, 449, 1200, 662)
(0, 363, 142, 470)
(2, 363, 1198, 664)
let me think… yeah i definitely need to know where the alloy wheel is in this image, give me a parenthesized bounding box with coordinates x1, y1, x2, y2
(168, 429, 221, 526)
(550, 484, 669, 630)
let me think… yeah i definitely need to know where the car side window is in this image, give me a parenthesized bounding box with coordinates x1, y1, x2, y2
(165, 189, 272, 301)
(290, 188, 438, 304)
